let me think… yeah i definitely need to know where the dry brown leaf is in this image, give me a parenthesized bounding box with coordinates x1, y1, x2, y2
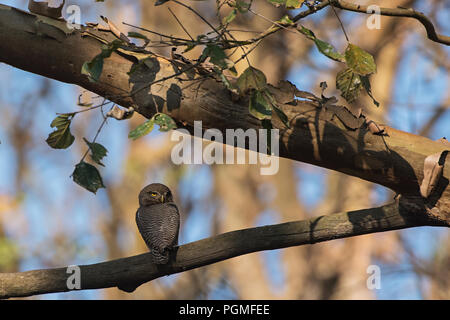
(77, 90, 94, 107)
(365, 117, 385, 135)
(100, 16, 131, 44)
(420, 151, 445, 198)
(106, 105, 134, 120)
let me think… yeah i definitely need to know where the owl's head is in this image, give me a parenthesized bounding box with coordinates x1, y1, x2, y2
(139, 183, 174, 206)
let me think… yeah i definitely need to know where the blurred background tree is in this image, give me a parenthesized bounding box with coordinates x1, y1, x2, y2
(0, 0, 448, 299)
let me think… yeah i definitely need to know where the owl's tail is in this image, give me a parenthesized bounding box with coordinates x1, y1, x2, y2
(151, 248, 170, 264)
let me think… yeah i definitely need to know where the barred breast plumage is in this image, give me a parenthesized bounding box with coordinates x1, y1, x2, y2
(136, 183, 180, 264)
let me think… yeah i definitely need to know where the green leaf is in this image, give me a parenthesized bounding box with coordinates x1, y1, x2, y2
(286, 0, 302, 9)
(273, 105, 289, 128)
(237, 67, 267, 94)
(153, 113, 177, 132)
(345, 43, 376, 76)
(336, 68, 363, 103)
(81, 40, 122, 82)
(218, 70, 235, 90)
(297, 24, 315, 40)
(297, 25, 345, 62)
(249, 90, 272, 120)
(128, 119, 155, 140)
(49, 114, 73, 128)
(83, 138, 108, 167)
(263, 90, 290, 128)
(128, 113, 177, 139)
(277, 15, 294, 26)
(46, 114, 75, 149)
(236, 0, 250, 13)
(223, 8, 237, 24)
(72, 161, 105, 194)
(81, 57, 103, 82)
(202, 45, 232, 70)
(314, 38, 345, 62)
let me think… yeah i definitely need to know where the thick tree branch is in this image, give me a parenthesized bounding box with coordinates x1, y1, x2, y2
(330, 0, 450, 46)
(0, 199, 447, 299)
(0, 3, 449, 223)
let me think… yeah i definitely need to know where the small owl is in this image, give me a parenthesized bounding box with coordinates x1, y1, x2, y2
(136, 183, 180, 264)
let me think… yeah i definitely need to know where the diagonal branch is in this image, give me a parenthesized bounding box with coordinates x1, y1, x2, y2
(330, 0, 450, 46)
(0, 199, 447, 299)
(0, 3, 449, 217)
(0, 4, 449, 209)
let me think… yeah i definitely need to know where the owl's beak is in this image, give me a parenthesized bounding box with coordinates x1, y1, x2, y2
(160, 195, 164, 203)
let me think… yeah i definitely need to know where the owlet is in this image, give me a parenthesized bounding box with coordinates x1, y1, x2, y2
(136, 183, 180, 264)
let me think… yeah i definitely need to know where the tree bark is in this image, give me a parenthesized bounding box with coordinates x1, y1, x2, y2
(0, 5, 448, 218)
(0, 199, 445, 299)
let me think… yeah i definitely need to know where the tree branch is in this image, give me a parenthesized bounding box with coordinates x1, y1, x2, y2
(0, 199, 447, 299)
(0, 4, 449, 219)
(0, 3, 449, 220)
(330, 0, 450, 46)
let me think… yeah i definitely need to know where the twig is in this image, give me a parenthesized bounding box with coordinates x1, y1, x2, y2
(328, 0, 349, 42)
(122, 22, 191, 43)
(292, 0, 330, 22)
(330, 0, 450, 46)
(80, 101, 110, 163)
(419, 105, 449, 137)
(168, 7, 194, 41)
(61, 100, 113, 116)
(232, 38, 263, 66)
(172, 0, 223, 40)
(247, 8, 298, 36)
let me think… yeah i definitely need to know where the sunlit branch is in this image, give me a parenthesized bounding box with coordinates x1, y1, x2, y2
(330, 0, 450, 46)
(1, 199, 446, 299)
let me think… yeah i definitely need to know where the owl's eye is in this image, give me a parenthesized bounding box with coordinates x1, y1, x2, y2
(151, 192, 158, 197)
